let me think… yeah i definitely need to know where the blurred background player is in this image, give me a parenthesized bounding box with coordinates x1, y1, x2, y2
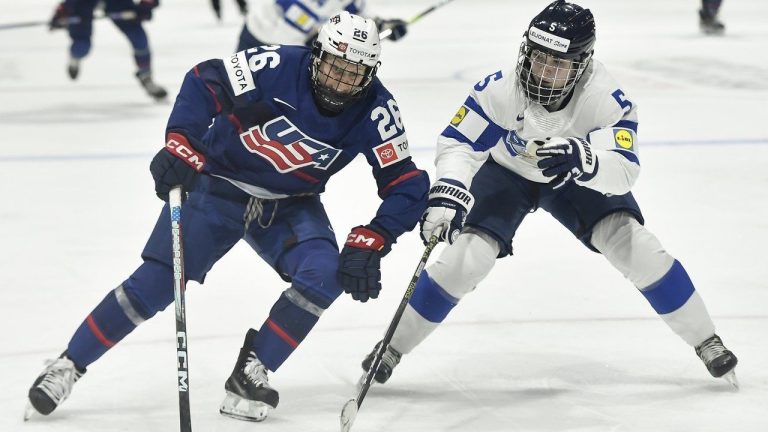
(211, 0, 248, 21)
(362, 0, 739, 389)
(49, 0, 167, 100)
(699, 0, 725, 34)
(237, 0, 408, 51)
(25, 12, 428, 423)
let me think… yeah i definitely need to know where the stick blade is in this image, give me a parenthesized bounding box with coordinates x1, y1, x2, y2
(340, 398, 358, 432)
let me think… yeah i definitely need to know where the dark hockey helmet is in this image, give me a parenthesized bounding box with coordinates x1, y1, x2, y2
(516, 0, 596, 106)
(311, 12, 381, 113)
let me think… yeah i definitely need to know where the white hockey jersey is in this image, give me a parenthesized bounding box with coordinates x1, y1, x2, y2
(437, 60, 640, 196)
(246, 0, 367, 46)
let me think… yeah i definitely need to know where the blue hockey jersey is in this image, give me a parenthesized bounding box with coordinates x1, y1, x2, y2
(166, 44, 428, 240)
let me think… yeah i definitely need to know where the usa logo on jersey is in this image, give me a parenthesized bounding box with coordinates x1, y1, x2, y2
(240, 116, 342, 173)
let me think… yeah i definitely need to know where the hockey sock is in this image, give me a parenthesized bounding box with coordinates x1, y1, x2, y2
(639, 260, 715, 346)
(252, 286, 327, 371)
(408, 271, 460, 323)
(67, 260, 174, 368)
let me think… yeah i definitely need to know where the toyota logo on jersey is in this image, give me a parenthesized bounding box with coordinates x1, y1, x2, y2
(240, 116, 342, 173)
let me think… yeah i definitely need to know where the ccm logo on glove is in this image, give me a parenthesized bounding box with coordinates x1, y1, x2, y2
(166, 133, 206, 172)
(345, 227, 387, 252)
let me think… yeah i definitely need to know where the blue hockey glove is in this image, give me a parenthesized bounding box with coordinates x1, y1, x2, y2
(375, 18, 408, 41)
(339, 226, 392, 303)
(419, 179, 474, 245)
(149, 132, 206, 201)
(536, 137, 598, 189)
(135, 0, 158, 21)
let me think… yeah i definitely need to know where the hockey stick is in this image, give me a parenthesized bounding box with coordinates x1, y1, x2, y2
(339, 230, 442, 432)
(169, 186, 192, 432)
(379, 0, 458, 40)
(0, 10, 137, 31)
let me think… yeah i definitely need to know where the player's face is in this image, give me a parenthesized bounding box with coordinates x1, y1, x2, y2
(316, 54, 367, 95)
(528, 49, 574, 90)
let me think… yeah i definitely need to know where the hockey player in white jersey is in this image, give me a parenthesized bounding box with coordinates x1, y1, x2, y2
(236, 0, 408, 51)
(362, 0, 739, 388)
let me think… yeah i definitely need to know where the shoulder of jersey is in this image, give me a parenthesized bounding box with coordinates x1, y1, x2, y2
(470, 69, 516, 126)
(578, 60, 632, 124)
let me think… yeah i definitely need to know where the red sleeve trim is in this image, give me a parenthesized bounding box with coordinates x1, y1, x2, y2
(228, 113, 243, 134)
(379, 170, 422, 196)
(204, 83, 222, 113)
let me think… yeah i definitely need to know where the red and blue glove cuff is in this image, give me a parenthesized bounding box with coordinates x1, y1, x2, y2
(344, 225, 392, 256)
(165, 132, 206, 172)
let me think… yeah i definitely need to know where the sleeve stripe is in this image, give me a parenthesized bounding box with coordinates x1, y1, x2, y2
(611, 148, 640, 165)
(613, 120, 638, 133)
(463, 96, 492, 122)
(441, 126, 493, 152)
(379, 169, 423, 196)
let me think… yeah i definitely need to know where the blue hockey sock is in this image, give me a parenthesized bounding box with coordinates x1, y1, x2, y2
(640, 260, 696, 315)
(67, 260, 174, 368)
(252, 287, 325, 371)
(67, 285, 141, 368)
(408, 271, 459, 323)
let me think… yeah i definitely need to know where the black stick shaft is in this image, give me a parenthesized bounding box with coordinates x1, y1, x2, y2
(379, 0, 458, 39)
(355, 233, 441, 407)
(0, 11, 137, 31)
(169, 187, 192, 432)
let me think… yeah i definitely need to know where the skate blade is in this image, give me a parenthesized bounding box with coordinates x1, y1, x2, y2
(23, 401, 36, 421)
(722, 370, 739, 391)
(219, 391, 271, 422)
(340, 398, 358, 432)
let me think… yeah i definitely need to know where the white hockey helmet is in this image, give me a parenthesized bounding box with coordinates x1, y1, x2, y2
(311, 12, 381, 113)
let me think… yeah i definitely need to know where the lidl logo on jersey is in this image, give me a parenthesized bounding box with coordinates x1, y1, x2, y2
(373, 133, 410, 168)
(240, 116, 342, 173)
(451, 106, 467, 126)
(614, 129, 634, 150)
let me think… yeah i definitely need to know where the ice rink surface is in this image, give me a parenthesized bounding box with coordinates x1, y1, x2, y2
(1, 0, 767, 431)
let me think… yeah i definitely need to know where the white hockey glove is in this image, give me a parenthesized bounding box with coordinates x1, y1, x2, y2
(419, 179, 474, 245)
(535, 136, 598, 189)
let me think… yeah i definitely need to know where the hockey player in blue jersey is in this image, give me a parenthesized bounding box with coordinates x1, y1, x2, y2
(25, 12, 428, 422)
(362, 0, 739, 389)
(237, 0, 408, 51)
(49, 0, 167, 100)
(699, 0, 725, 34)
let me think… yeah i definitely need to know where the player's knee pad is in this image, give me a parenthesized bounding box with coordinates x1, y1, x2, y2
(120, 258, 176, 320)
(428, 229, 499, 299)
(591, 212, 674, 289)
(281, 239, 341, 309)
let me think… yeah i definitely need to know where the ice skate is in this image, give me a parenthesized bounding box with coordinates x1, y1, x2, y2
(699, 9, 725, 35)
(360, 340, 402, 385)
(67, 57, 80, 80)
(220, 329, 279, 422)
(695, 334, 738, 389)
(24, 352, 85, 420)
(135, 70, 168, 101)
